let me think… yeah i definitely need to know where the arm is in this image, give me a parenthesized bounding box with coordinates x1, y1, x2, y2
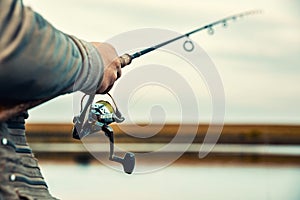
(0, 0, 120, 101)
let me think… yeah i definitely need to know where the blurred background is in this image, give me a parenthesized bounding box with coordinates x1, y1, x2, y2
(23, 0, 300, 199)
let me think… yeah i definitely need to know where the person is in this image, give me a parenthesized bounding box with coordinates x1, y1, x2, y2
(0, 0, 122, 199)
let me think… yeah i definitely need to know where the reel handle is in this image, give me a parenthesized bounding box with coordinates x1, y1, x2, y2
(119, 54, 132, 68)
(102, 124, 135, 174)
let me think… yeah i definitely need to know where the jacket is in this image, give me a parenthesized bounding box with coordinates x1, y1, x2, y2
(0, 0, 104, 121)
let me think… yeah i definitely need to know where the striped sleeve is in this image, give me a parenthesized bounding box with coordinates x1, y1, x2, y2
(0, 0, 103, 101)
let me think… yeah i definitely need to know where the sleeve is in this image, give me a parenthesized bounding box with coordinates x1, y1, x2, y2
(0, 0, 104, 101)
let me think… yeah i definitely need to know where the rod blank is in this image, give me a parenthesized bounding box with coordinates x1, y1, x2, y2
(118, 10, 262, 68)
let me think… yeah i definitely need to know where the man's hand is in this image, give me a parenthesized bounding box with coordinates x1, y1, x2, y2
(91, 42, 122, 94)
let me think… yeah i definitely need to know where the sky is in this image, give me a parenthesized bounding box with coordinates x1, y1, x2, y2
(23, 0, 300, 124)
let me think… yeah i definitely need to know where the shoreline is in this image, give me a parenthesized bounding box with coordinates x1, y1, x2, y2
(23, 123, 300, 165)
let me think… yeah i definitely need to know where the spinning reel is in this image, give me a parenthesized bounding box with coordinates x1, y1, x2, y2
(72, 94, 135, 174)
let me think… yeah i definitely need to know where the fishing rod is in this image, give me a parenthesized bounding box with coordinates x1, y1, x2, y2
(73, 10, 262, 174)
(118, 9, 262, 67)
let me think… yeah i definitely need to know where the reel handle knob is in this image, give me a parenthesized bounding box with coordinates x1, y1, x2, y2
(111, 152, 135, 174)
(122, 152, 135, 174)
(119, 54, 132, 68)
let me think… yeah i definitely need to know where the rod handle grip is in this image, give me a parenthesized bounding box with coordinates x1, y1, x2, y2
(119, 54, 132, 68)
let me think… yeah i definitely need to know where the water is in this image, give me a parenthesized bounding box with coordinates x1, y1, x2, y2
(40, 162, 300, 200)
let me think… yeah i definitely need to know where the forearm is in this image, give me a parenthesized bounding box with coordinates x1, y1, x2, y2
(0, 0, 103, 101)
